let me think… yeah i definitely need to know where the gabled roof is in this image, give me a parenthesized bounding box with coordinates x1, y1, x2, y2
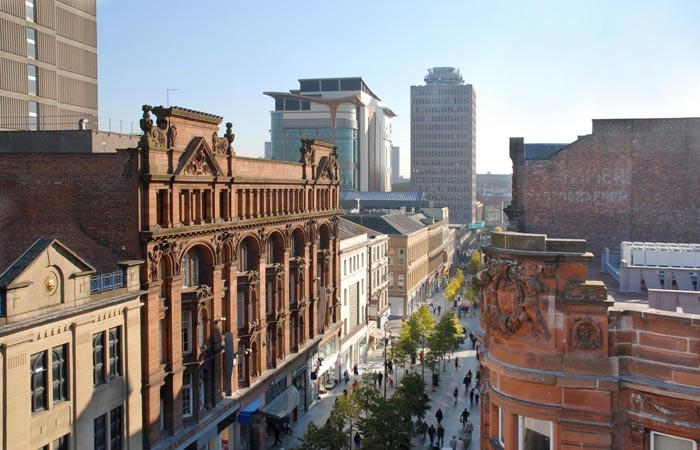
(342, 213, 426, 236)
(338, 217, 375, 240)
(0, 238, 94, 288)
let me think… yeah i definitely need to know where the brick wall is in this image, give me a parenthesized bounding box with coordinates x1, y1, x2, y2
(0, 150, 140, 272)
(512, 118, 700, 256)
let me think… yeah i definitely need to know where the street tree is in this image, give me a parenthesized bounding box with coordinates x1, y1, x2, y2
(428, 311, 463, 371)
(392, 371, 431, 420)
(294, 407, 350, 450)
(444, 269, 466, 303)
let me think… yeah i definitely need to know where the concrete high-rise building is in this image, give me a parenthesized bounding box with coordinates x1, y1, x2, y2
(410, 67, 476, 224)
(265, 77, 396, 192)
(0, 0, 98, 131)
(391, 145, 401, 183)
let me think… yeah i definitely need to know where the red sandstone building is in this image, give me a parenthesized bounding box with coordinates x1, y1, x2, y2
(0, 105, 343, 449)
(506, 118, 700, 256)
(477, 231, 700, 449)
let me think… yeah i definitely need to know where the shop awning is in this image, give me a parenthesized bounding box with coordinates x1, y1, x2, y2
(260, 386, 300, 419)
(237, 397, 261, 424)
(317, 351, 339, 376)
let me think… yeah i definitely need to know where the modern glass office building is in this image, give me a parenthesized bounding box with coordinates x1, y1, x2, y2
(265, 77, 395, 192)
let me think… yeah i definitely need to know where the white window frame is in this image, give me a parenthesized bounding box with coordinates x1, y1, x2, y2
(498, 406, 505, 446)
(518, 415, 553, 450)
(182, 310, 192, 354)
(651, 431, 696, 450)
(182, 373, 193, 417)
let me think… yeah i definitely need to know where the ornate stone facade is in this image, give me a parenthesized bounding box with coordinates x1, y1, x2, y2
(478, 232, 700, 449)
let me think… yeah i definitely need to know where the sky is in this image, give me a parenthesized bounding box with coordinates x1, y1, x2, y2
(97, 0, 700, 176)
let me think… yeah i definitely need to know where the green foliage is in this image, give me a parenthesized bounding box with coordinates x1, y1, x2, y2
(407, 305, 435, 342)
(444, 269, 465, 302)
(392, 371, 431, 419)
(466, 251, 484, 275)
(294, 408, 350, 450)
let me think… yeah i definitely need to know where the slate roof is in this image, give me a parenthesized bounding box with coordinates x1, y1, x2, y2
(524, 143, 570, 160)
(340, 191, 425, 202)
(342, 212, 426, 236)
(338, 217, 379, 240)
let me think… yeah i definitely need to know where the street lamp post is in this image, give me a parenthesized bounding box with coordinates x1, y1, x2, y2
(383, 326, 392, 400)
(421, 334, 426, 384)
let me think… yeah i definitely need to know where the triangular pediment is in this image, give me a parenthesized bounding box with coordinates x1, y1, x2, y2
(175, 137, 225, 177)
(315, 156, 336, 182)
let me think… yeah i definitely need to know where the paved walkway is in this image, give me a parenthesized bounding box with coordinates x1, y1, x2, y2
(266, 291, 481, 449)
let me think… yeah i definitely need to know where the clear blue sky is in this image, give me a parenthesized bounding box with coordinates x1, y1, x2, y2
(97, 0, 699, 176)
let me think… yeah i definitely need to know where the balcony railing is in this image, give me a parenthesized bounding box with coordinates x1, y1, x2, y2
(1, 114, 142, 136)
(90, 270, 125, 294)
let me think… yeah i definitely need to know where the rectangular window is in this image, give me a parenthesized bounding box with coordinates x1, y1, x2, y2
(93, 332, 105, 386)
(26, 27, 37, 59)
(27, 64, 37, 96)
(52, 345, 68, 403)
(519, 416, 552, 450)
(651, 431, 696, 450)
(109, 405, 123, 450)
(182, 310, 192, 354)
(30, 351, 47, 412)
(397, 274, 405, 292)
(109, 327, 122, 378)
(53, 434, 69, 450)
(28, 101, 38, 131)
(237, 291, 245, 328)
(182, 373, 193, 417)
(94, 413, 106, 450)
(26, 0, 36, 22)
(398, 249, 405, 266)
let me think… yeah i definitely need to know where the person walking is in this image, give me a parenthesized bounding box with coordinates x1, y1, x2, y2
(353, 364, 359, 376)
(466, 370, 472, 389)
(460, 408, 470, 428)
(428, 424, 436, 447)
(353, 432, 362, 449)
(453, 387, 459, 404)
(421, 420, 428, 441)
(436, 423, 445, 448)
(273, 424, 282, 445)
(474, 386, 481, 405)
(377, 371, 383, 388)
(435, 408, 443, 425)
(469, 388, 475, 407)
(456, 436, 466, 450)
(449, 435, 458, 450)
(454, 356, 460, 370)
(343, 369, 349, 384)
(437, 305, 442, 316)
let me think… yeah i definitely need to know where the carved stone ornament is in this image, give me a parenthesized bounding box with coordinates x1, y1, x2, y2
(626, 424, 646, 446)
(166, 124, 177, 148)
(299, 138, 314, 164)
(212, 231, 238, 259)
(184, 147, 213, 175)
(148, 239, 180, 282)
(570, 317, 602, 350)
(139, 105, 168, 149)
(630, 392, 700, 422)
(481, 259, 550, 340)
(276, 306, 287, 321)
(212, 130, 231, 155)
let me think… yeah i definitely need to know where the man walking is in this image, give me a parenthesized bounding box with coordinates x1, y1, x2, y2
(436, 423, 445, 448)
(474, 386, 481, 405)
(460, 408, 470, 429)
(435, 408, 443, 425)
(449, 435, 458, 450)
(273, 424, 282, 445)
(428, 424, 436, 447)
(469, 388, 475, 407)
(453, 387, 459, 404)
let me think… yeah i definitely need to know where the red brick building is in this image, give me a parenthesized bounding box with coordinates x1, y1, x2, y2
(478, 232, 700, 449)
(506, 118, 700, 256)
(0, 105, 343, 449)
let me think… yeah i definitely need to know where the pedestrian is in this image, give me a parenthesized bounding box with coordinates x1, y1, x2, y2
(388, 360, 393, 374)
(466, 369, 472, 388)
(388, 374, 393, 386)
(421, 420, 428, 440)
(428, 424, 436, 447)
(437, 423, 445, 447)
(454, 356, 459, 370)
(460, 408, 470, 428)
(475, 370, 481, 384)
(437, 305, 442, 316)
(377, 371, 383, 388)
(343, 369, 349, 384)
(465, 419, 474, 436)
(435, 408, 443, 425)
(353, 432, 362, 449)
(343, 388, 348, 397)
(456, 436, 466, 450)
(469, 388, 474, 407)
(352, 379, 358, 391)
(449, 435, 458, 450)
(353, 364, 359, 376)
(432, 372, 440, 392)
(453, 387, 459, 404)
(474, 386, 481, 404)
(462, 374, 469, 392)
(273, 424, 282, 445)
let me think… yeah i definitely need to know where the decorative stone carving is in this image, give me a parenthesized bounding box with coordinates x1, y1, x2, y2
(481, 259, 550, 339)
(166, 124, 177, 148)
(299, 138, 314, 164)
(148, 239, 180, 281)
(570, 317, 602, 350)
(139, 105, 168, 149)
(626, 424, 646, 447)
(630, 392, 700, 422)
(184, 147, 213, 175)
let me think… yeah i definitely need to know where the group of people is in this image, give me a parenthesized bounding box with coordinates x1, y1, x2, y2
(463, 368, 483, 407)
(416, 405, 472, 449)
